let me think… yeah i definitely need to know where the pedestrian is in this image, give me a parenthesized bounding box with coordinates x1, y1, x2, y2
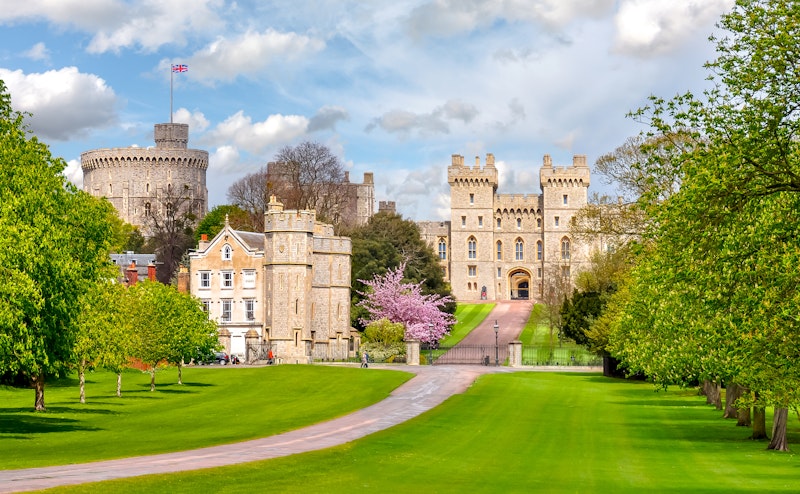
(267, 349, 274, 365)
(361, 351, 369, 368)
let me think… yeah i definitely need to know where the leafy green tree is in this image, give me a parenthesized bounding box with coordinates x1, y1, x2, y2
(195, 204, 253, 241)
(0, 81, 116, 411)
(128, 281, 217, 390)
(344, 212, 454, 329)
(143, 184, 198, 283)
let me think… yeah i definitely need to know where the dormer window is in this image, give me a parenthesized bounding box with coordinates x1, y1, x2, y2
(222, 244, 232, 261)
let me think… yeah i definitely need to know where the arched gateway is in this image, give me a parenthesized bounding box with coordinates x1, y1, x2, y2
(508, 268, 532, 300)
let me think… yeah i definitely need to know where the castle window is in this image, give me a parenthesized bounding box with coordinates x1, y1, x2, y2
(245, 299, 255, 321)
(468, 266, 476, 277)
(469, 193, 474, 205)
(109, 183, 112, 194)
(554, 216, 560, 227)
(537, 218, 542, 228)
(537, 267, 542, 278)
(201, 300, 210, 314)
(166, 202, 174, 218)
(438, 239, 447, 260)
(222, 244, 232, 261)
(461, 216, 466, 227)
(496, 241, 502, 261)
(478, 216, 483, 227)
(516, 218, 521, 229)
(468, 237, 477, 259)
(221, 300, 232, 322)
(563, 194, 568, 205)
(243, 270, 256, 289)
(146, 183, 150, 194)
(199, 271, 210, 289)
(515, 239, 524, 261)
(537, 241, 543, 260)
(561, 266, 571, 278)
(144, 202, 151, 217)
(496, 218, 501, 228)
(497, 267, 502, 278)
(222, 271, 233, 288)
(561, 238, 571, 260)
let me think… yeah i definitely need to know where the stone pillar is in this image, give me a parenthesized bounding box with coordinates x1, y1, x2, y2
(125, 262, 138, 285)
(218, 329, 231, 355)
(405, 339, 420, 366)
(508, 340, 523, 368)
(176, 264, 189, 292)
(245, 329, 260, 363)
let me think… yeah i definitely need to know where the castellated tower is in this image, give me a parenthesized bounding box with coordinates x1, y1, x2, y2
(448, 154, 498, 301)
(81, 123, 208, 235)
(263, 197, 352, 363)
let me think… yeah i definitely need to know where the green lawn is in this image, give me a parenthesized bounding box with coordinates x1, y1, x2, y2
(439, 303, 495, 346)
(41, 372, 800, 493)
(0, 365, 411, 469)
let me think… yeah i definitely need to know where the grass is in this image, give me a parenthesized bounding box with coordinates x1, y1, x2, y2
(518, 304, 600, 365)
(42, 372, 800, 493)
(439, 303, 495, 346)
(0, 365, 411, 469)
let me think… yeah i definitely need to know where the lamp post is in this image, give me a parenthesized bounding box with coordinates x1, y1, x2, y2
(428, 322, 434, 366)
(493, 320, 499, 367)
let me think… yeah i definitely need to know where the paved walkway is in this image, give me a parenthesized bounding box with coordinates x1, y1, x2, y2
(0, 301, 588, 493)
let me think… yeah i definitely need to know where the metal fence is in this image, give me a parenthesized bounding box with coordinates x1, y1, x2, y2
(520, 345, 602, 367)
(422, 343, 507, 366)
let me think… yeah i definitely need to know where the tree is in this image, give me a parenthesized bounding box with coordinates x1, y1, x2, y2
(608, 0, 800, 450)
(128, 281, 217, 390)
(361, 318, 406, 362)
(346, 211, 454, 329)
(195, 204, 253, 241)
(357, 262, 455, 343)
(0, 81, 116, 410)
(143, 184, 198, 283)
(226, 168, 270, 232)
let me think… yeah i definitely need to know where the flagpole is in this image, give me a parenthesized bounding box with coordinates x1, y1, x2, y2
(170, 65, 173, 123)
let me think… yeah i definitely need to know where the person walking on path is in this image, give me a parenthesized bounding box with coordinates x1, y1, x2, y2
(361, 351, 369, 368)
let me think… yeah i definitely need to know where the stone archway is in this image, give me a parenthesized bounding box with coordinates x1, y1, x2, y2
(508, 268, 532, 300)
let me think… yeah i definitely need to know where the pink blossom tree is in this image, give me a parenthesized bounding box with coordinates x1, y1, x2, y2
(357, 262, 455, 343)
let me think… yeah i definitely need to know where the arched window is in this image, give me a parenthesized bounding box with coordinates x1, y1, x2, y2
(537, 218, 542, 228)
(496, 217, 501, 228)
(516, 218, 522, 229)
(222, 244, 232, 261)
(144, 202, 151, 217)
(496, 241, 503, 261)
(515, 238, 524, 261)
(438, 239, 447, 260)
(468, 236, 477, 259)
(537, 240, 543, 261)
(561, 237, 571, 260)
(165, 202, 173, 218)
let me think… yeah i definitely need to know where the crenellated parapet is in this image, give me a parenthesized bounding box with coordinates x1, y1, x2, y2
(494, 193, 543, 214)
(80, 149, 208, 171)
(539, 154, 590, 190)
(448, 153, 498, 189)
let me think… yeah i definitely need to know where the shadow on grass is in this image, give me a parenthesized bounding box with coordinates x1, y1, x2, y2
(0, 414, 102, 435)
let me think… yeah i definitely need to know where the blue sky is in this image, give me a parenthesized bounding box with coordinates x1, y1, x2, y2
(0, 0, 733, 220)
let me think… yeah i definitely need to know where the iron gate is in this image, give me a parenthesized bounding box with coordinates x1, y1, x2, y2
(422, 343, 508, 365)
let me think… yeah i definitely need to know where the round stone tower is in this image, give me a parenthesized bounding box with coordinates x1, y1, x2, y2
(81, 123, 208, 235)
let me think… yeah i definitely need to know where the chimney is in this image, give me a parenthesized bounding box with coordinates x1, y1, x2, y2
(147, 262, 157, 282)
(199, 233, 209, 251)
(177, 264, 190, 293)
(126, 262, 138, 285)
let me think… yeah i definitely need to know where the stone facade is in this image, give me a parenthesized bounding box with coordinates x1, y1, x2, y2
(81, 123, 208, 235)
(420, 153, 594, 302)
(188, 197, 356, 363)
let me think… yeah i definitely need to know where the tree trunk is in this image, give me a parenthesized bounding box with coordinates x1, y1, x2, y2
(177, 361, 183, 385)
(752, 406, 768, 440)
(737, 406, 752, 427)
(79, 360, 86, 404)
(767, 408, 789, 451)
(703, 380, 722, 409)
(33, 372, 46, 411)
(723, 382, 743, 419)
(116, 373, 122, 398)
(150, 367, 156, 392)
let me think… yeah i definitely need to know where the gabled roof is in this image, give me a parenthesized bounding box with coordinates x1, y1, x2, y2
(235, 230, 265, 252)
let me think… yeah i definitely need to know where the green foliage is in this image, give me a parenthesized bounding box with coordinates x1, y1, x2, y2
(440, 303, 494, 346)
(0, 80, 116, 409)
(194, 204, 252, 241)
(363, 318, 404, 344)
(345, 212, 454, 329)
(560, 290, 601, 346)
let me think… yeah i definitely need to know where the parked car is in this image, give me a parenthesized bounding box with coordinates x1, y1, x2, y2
(196, 350, 230, 365)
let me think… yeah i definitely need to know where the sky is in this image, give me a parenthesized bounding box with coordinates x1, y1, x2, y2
(0, 0, 735, 221)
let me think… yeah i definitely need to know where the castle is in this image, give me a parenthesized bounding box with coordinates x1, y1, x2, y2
(419, 153, 593, 302)
(81, 123, 208, 234)
(187, 197, 356, 363)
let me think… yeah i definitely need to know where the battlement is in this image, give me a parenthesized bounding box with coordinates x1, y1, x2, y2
(378, 201, 396, 214)
(539, 154, 590, 190)
(154, 123, 189, 149)
(494, 193, 542, 211)
(448, 153, 498, 187)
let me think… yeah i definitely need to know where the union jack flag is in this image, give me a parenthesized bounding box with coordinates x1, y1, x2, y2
(171, 64, 188, 73)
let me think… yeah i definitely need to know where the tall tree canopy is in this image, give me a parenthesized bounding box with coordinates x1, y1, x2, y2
(607, 0, 800, 450)
(0, 80, 116, 410)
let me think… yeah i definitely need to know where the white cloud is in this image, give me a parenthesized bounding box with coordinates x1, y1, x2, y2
(23, 42, 50, 61)
(0, 0, 126, 28)
(209, 145, 241, 173)
(63, 158, 83, 189)
(614, 0, 734, 56)
(182, 29, 325, 83)
(0, 67, 117, 140)
(202, 111, 309, 155)
(173, 108, 210, 132)
(308, 106, 349, 132)
(366, 99, 478, 136)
